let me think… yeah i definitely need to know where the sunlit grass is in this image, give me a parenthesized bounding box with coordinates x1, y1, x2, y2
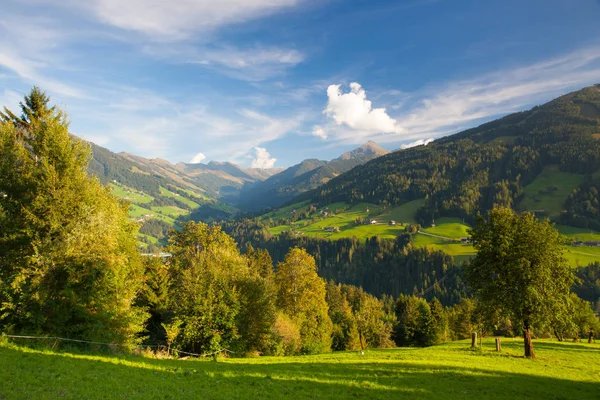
(2, 338, 598, 399)
(519, 165, 584, 217)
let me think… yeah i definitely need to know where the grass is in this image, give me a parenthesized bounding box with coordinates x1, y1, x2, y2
(109, 183, 154, 204)
(379, 199, 425, 223)
(519, 165, 584, 218)
(556, 225, 600, 242)
(159, 186, 201, 209)
(424, 217, 471, 238)
(264, 200, 600, 266)
(2, 338, 599, 399)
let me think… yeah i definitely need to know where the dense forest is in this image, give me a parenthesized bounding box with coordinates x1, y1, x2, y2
(300, 85, 600, 225)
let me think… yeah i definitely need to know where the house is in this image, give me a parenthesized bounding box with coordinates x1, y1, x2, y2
(461, 237, 471, 244)
(323, 226, 339, 232)
(584, 241, 600, 247)
(389, 220, 396, 226)
(370, 220, 377, 225)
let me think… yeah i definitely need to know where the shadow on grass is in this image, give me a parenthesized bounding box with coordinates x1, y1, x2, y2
(531, 341, 600, 353)
(1, 345, 599, 400)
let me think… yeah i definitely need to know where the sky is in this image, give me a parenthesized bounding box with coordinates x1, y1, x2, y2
(2, 0, 600, 168)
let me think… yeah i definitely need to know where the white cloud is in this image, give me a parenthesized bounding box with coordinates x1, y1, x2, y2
(190, 152, 206, 164)
(321, 47, 600, 147)
(400, 138, 434, 149)
(312, 125, 327, 139)
(325, 82, 399, 133)
(141, 44, 304, 82)
(251, 147, 277, 169)
(87, 0, 300, 40)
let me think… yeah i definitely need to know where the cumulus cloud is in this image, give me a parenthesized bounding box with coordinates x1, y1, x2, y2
(324, 82, 399, 133)
(400, 138, 434, 149)
(312, 125, 327, 139)
(190, 152, 206, 163)
(251, 147, 277, 169)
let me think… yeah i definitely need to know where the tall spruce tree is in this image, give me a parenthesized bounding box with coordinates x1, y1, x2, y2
(0, 87, 146, 345)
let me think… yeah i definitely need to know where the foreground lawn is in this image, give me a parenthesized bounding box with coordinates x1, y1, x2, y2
(1, 339, 599, 399)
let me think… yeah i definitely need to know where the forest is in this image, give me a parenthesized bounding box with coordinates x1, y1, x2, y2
(301, 85, 600, 226)
(1, 88, 599, 361)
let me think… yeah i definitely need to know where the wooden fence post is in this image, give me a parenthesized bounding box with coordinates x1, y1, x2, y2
(495, 337, 501, 352)
(471, 332, 478, 348)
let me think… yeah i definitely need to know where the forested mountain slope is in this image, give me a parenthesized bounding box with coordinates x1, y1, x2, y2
(239, 141, 390, 211)
(304, 85, 600, 227)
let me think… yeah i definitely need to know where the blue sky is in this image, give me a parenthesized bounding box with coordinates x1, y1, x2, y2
(2, 0, 600, 168)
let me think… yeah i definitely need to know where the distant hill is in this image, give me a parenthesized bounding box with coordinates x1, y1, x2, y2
(300, 84, 600, 227)
(238, 141, 390, 211)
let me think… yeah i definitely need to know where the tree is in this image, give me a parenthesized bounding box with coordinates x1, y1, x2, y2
(464, 207, 574, 358)
(167, 221, 247, 354)
(0, 87, 146, 345)
(275, 248, 332, 354)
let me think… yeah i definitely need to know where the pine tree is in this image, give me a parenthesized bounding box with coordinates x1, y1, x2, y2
(0, 87, 146, 345)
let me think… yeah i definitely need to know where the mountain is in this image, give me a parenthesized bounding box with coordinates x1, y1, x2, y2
(301, 84, 600, 227)
(337, 140, 389, 160)
(88, 143, 281, 247)
(238, 142, 391, 211)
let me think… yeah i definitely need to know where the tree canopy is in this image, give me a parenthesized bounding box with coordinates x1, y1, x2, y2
(0, 87, 146, 345)
(464, 207, 574, 358)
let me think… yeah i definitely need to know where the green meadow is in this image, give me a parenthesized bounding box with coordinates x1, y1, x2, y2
(518, 165, 584, 218)
(266, 201, 600, 266)
(2, 339, 598, 399)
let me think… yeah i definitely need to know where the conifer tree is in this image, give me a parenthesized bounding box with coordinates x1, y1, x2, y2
(0, 87, 146, 345)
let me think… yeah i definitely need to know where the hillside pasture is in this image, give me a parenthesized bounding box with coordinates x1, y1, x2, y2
(1, 339, 598, 400)
(519, 165, 584, 218)
(109, 183, 154, 204)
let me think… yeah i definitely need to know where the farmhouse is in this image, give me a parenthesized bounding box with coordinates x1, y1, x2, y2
(323, 226, 339, 232)
(461, 237, 471, 244)
(370, 220, 377, 225)
(389, 220, 396, 226)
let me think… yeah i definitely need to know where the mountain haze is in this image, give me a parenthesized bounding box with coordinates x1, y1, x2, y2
(238, 142, 391, 211)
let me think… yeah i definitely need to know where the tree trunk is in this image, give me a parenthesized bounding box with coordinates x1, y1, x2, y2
(523, 322, 535, 359)
(495, 337, 501, 352)
(471, 332, 477, 348)
(589, 330, 594, 344)
(553, 330, 563, 342)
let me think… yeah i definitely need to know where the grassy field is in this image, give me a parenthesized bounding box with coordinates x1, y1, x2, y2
(519, 165, 584, 218)
(109, 183, 154, 204)
(1, 338, 598, 399)
(265, 200, 600, 266)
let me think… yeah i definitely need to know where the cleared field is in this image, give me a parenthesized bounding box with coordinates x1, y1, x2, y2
(1, 339, 598, 400)
(519, 165, 584, 218)
(151, 205, 189, 219)
(379, 199, 425, 223)
(109, 183, 154, 204)
(159, 186, 200, 209)
(556, 225, 600, 242)
(129, 204, 176, 225)
(423, 217, 471, 238)
(265, 201, 600, 266)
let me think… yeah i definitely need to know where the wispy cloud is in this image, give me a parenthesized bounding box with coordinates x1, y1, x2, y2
(321, 47, 600, 147)
(0, 15, 86, 97)
(143, 44, 304, 81)
(87, 0, 301, 41)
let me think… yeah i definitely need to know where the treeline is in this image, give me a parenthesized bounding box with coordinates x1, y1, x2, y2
(561, 180, 600, 231)
(302, 86, 600, 225)
(220, 219, 468, 305)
